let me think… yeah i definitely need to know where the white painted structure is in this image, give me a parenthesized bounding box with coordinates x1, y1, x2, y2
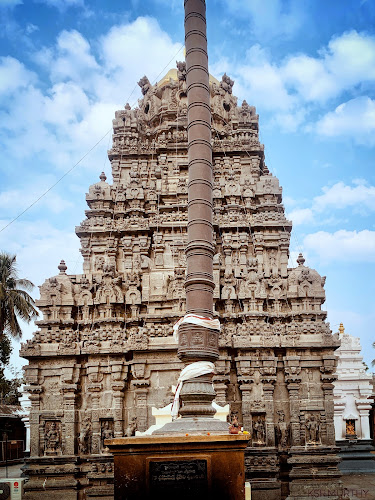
(333, 323, 373, 441)
(137, 401, 230, 435)
(17, 384, 31, 453)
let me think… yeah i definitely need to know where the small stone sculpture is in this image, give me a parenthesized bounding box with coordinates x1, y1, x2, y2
(305, 414, 320, 444)
(101, 420, 114, 450)
(45, 421, 61, 455)
(229, 414, 240, 434)
(78, 417, 92, 455)
(253, 417, 266, 444)
(125, 417, 137, 437)
(276, 411, 289, 449)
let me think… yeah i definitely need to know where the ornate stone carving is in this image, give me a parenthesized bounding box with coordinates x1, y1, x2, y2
(275, 410, 289, 449)
(78, 415, 92, 455)
(101, 420, 114, 451)
(21, 60, 340, 497)
(44, 421, 61, 455)
(305, 413, 320, 444)
(252, 415, 266, 445)
(125, 417, 137, 437)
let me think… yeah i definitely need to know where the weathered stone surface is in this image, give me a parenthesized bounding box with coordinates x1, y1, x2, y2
(21, 63, 341, 499)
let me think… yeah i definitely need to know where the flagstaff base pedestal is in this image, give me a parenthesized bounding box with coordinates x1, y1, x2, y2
(106, 434, 249, 500)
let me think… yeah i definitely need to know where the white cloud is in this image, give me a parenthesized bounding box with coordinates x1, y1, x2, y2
(238, 61, 295, 112)
(214, 30, 375, 133)
(286, 180, 375, 227)
(48, 30, 99, 89)
(282, 55, 338, 102)
(0, 219, 82, 287)
(0, 218, 83, 374)
(0, 17, 182, 170)
(316, 97, 375, 145)
(313, 180, 375, 212)
(25, 23, 38, 34)
(304, 229, 375, 262)
(226, 0, 305, 39)
(0, 56, 36, 95)
(325, 30, 375, 88)
(286, 208, 315, 226)
(282, 30, 375, 103)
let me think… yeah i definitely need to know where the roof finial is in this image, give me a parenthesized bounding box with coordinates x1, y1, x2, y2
(99, 172, 107, 182)
(58, 260, 67, 274)
(297, 253, 305, 266)
(338, 323, 345, 335)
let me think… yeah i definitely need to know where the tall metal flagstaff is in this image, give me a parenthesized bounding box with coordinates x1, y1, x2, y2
(156, 0, 228, 433)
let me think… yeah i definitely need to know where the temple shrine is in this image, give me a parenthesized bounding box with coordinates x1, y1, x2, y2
(21, 45, 342, 499)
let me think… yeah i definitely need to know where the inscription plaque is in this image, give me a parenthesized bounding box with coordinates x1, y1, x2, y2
(149, 459, 208, 493)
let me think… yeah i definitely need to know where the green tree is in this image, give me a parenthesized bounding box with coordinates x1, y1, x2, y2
(0, 252, 39, 338)
(0, 366, 23, 405)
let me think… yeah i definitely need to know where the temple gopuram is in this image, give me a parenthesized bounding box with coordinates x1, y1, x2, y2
(20, 63, 342, 499)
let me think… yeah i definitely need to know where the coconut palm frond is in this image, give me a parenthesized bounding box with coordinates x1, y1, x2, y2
(0, 252, 39, 339)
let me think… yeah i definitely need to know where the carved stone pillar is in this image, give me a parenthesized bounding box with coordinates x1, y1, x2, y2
(87, 362, 103, 454)
(111, 361, 128, 438)
(279, 238, 289, 278)
(61, 384, 78, 455)
(213, 380, 229, 406)
(213, 356, 230, 406)
(321, 374, 336, 446)
(61, 363, 79, 456)
(132, 382, 150, 432)
(285, 358, 302, 447)
(26, 385, 43, 457)
(261, 372, 277, 447)
(239, 380, 254, 431)
(320, 356, 337, 446)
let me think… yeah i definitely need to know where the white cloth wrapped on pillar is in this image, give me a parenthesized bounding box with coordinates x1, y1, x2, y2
(173, 313, 221, 343)
(171, 361, 215, 420)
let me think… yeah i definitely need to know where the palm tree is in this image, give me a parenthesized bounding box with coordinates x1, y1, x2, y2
(0, 252, 39, 338)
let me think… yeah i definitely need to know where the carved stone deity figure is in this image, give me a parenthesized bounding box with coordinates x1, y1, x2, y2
(138, 76, 151, 96)
(345, 420, 356, 437)
(44, 421, 61, 455)
(253, 416, 266, 444)
(125, 417, 137, 437)
(220, 73, 234, 94)
(176, 60, 187, 81)
(305, 414, 320, 444)
(276, 410, 289, 449)
(101, 420, 114, 450)
(78, 416, 92, 455)
(229, 415, 240, 434)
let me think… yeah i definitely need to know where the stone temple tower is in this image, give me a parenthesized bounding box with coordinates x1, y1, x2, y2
(21, 62, 342, 499)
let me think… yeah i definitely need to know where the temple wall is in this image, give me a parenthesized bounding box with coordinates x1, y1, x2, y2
(20, 66, 341, 500)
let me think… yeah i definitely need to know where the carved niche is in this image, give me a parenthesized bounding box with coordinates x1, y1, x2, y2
(100, 419, 114, 452)
(44, 420, 62, 456)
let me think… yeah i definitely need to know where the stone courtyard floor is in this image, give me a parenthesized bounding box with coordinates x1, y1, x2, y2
(0, 463, 374, 498)
(340, 474, 375, 500)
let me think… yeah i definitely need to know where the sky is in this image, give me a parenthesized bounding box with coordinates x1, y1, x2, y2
(0, 0, 374, 374)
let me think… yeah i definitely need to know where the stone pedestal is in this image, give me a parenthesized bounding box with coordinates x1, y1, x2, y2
(106, 434, 249, 500)
(23, 456, 79, 499)
(337, 439, 375, 474)
(287, 446, 343, 499)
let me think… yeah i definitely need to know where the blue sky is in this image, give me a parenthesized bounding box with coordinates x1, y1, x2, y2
(0, 0, 374, 372)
